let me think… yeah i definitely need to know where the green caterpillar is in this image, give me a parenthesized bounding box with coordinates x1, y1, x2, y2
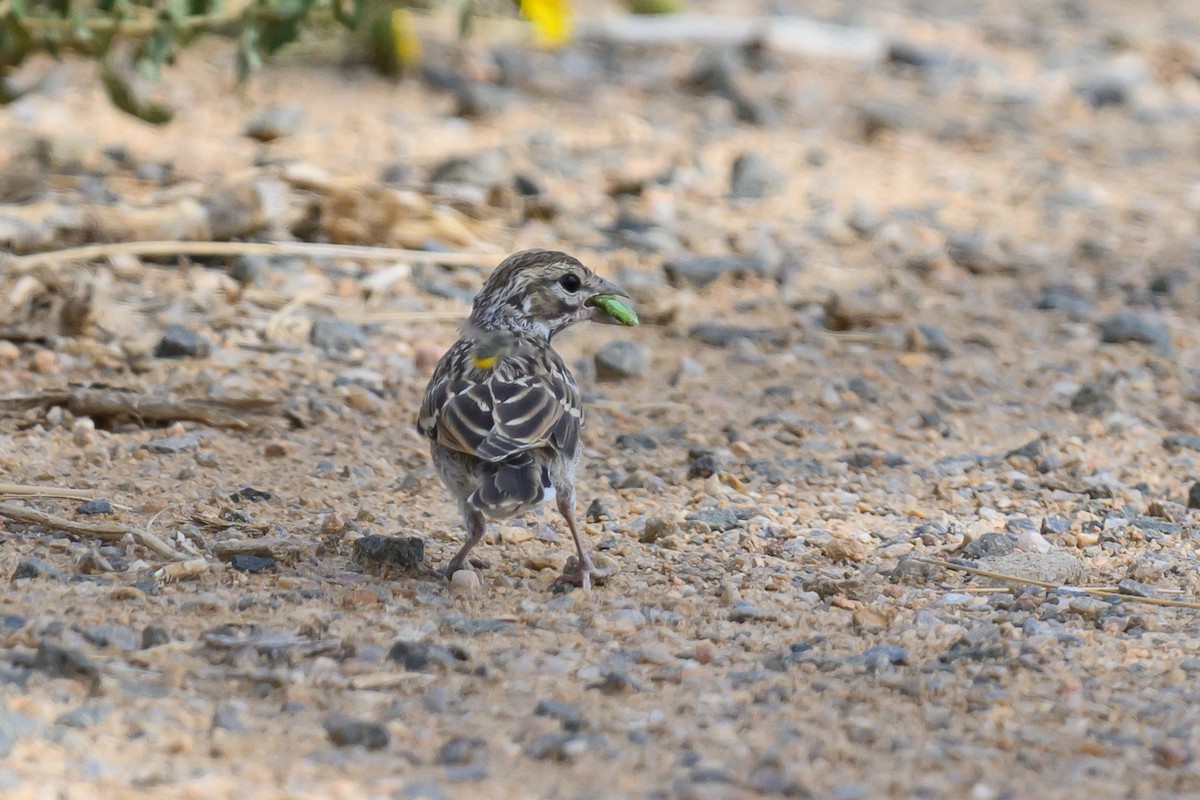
(590, 294, 639, 326)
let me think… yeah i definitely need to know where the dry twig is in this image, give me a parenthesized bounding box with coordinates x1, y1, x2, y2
(918, 557, 1200, 611)
(0, 387, 279, 429)
(0, 501, 185, 560)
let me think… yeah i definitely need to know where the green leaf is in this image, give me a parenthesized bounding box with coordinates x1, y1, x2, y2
(101, 62, 174, 124)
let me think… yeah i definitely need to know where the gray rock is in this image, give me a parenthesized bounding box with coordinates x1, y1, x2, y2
(1071, 382, 1114, 416)
(1041, 515, 1071, 537)
(688, 323, 786, 348)
(75, 499, 113, 516)
(1074, 56, 1150, 108)
(12, 557, 67, 582)
(310, 318, 365, 354)
(594, 341, 646, 380)
(245, 105, 304, 142)
(730, 153, 784, 199)
(142, 626, 170, 648)
(454, 83, 511, 119)
(143, 433, 202, 454)
(429, 150, 508, 186)
(1117, 578, 1156, 599)
(664, 255, 770, 287)
(154, 324, 211, 359)
(963, 532, 1014, 560)
(1164, 435, 1200, 454)
(0, 709, 39, 758)
(353, 535, 425, 572)
(856, 98, 919, 139)
(534, 698, 585, 732)
(1188, 482, 1200, 510)
(585, 498, 611, 523)
(324, 714, 389, 750)
(1098, 312, 1171, 351)
(230, 254, 271, 285)
(689, 508, 741, 532)
(1037, 284, 1094, 319)
(436, 735, 486, 765)
(213, 702, 247, 732)
(32, 642, 100, 691)
(388, 640, 466, 671)
(55, 703, 108, 729)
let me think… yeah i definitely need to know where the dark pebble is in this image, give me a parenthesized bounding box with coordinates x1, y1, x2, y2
(1188, 482, 1200, 510)
(1117, 578, 1156, 599)
(388, 640, 467, 671)
(1164, 435, 1200, 454)
(12, 558, 67, 582)
(587, 668, 641, 694)
(82, 625, 139, 652)
(1004, 438, 1043, 460)
(687, 449, 720, 479)
(594, 340, 646, 380)
(1098, 312, 1171, 351)
(324, 714, 389, 750)
(1071, 382, 1115, 416)
(1037, 284, 1094, 318)
(230, 554, 276, 574)
(663, 255, 770, 288)
(1, 615, 25, 630)
(688, 508, 741, 532)
(143, 432, 202, 454)
(310, 318, 366, 354)
(534, 698, 586, 732)
(213, 702, 248, 732)
(585, 498, 610, 523)
(527, 732, 577, 761)
(141, 626, 171, 648)
(75, 499, 114, 516)
(860, 645, 909, 670)
(1041, 515, 1071, 537)
(231, 487, 273, 503)
(32, 642, 100, 691)
(153, 324, 211, 359)
(436, 735, 486, 765)
(454, 83, 511, 119)
(353, 535, 425, 571)
(688, 323, 787, 348)
(963, 532, 1015, 559)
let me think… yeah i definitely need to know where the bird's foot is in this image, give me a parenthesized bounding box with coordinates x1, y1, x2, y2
(436, 558, 487, 581)
(557, 555, 611, 590)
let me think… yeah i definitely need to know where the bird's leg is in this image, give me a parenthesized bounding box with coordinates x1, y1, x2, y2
(557, 492, 607, 589)
(444, 507, 486, 576)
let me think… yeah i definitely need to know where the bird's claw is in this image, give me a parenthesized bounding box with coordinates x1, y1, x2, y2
(558, 555, 611, 590)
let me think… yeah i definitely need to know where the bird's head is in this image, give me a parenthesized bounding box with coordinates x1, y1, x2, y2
(468, 249, 632, 340)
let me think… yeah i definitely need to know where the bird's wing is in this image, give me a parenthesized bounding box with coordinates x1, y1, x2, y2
(417, 340, 582, 462)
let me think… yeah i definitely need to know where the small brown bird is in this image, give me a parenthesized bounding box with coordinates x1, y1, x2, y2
(417, 249, 635, 588)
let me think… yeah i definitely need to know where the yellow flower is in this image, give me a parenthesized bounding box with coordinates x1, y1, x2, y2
(519, 0, 572, 47)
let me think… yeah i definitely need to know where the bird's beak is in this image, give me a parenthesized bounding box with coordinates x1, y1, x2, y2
(584, 277, 634, 325)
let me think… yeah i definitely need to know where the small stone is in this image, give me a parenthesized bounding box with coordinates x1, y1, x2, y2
(533, 699, 585, 732)
(143, 433, 201, 454)
(688, 508, 741, 532)
(641, 517, 680, 544)
(75, 499, 114, 516)
(730, 153, 784, 199)
(263, 441, 292, 458)
(213, 702, 248, 732)
(1189, 482, 1200, 510)
(32, 642, 100, 691)
(0, 342, 18, 362)
(527, 733, 579, 762)
(230, 254, 270, 285)
(12, 558, 67, 582)
(1071, 382, 1115, 415)
(245, 105, 304, 141)
(388, 640, 465, 671)
(230, 554, 276, 573)
(141, 626, 171, 648)
(687, 449, 720, 479)
(454, 83, 511, 119)
(688, 323, 786, 348)
(1013, 529, 1053, 554)
(153, 324, 211, 359)
(663, 255, 770, 288)
(450, 569, 481, 595)
(729, 601, 779, 622)
(310, 318, 366, 354)
(55, 703, 107, 729)
(437, 736, 486, 765)
(963, 532, 1014, 560)
(31, 349, 57, 374)
(353, 535, 425, 572)
(824, 536, 869, 563)
(1164, 435, 1200, 454)
(585, 498, 610, 523)
(324, 714, 389, 750)
(1098, 312, 1171, 351)
(1117, 578, 1156, 599)
(1041, 515, 1071, 537)
(594, 341, 646, 380)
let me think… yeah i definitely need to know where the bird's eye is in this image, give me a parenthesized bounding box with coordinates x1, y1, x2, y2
(558, 273, 582, 292)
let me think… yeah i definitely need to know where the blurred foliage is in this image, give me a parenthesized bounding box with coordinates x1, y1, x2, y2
(0, 0, 589, 122)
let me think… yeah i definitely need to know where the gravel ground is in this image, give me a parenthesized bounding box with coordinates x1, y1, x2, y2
(2, 1, 1200, 798)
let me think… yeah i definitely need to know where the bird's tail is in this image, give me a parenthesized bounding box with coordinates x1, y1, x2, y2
(468, 455, 547, 517)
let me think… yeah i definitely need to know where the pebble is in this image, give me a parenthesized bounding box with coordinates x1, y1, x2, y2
(143, 433, 202, 454)
(31, 349, 58, 374)
(1070, 381, 1114, 415)
(230, 554, 276, 573)
(1097, 312, 1171, 351)
(663, 254, 770, 288)
(75, 498, 114, 516)
(309, 318, 366, 354)
(534, 698, 585, 732)
(153, 324, 211, 359)
(688, 508, 741, 532)
(729, 152, 785, 199)
(1116, 578, 1156, 599)
(449, 569, 481, 595)
(245, 105, 304, 141)
(353, 535, 426, 571)
(1013, 529, 1053, 554)
(963, 532, 1014, 560)
(594, 340, 646, 379)
(437, 735, 486, 765)
(0, 341, 18, 361)
(55, 703, 108, 729)
(1188, 482, 1200, 510)
(323, 714, 390, 750)
(687, 323, 785, 348)
(12, 556, 67, 582)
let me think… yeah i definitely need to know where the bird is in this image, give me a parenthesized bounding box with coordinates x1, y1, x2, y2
(416, 249, 635, 589)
